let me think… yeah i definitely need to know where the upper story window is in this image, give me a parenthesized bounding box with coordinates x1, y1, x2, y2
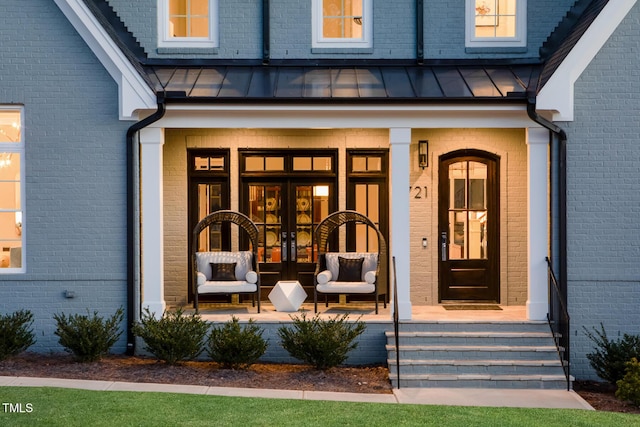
(0, 107, 24, 272)
(466, 0, 527, 48)
(312, 0, 373, 49)
(158, 0, 218, 48)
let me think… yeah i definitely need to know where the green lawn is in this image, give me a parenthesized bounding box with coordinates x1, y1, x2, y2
(1, 387, 638, 427)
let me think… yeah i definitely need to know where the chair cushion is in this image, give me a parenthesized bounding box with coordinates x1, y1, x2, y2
(337, 256, 364, 282)
(325, 252, 377, 281)
(198, 282, 257, 294)
(210, 262, 237, 281)
(245, 270, 258, 284)
(317, 282, 375, 294)
(196, 251, 253, 280)
(316, 270, 332, 285)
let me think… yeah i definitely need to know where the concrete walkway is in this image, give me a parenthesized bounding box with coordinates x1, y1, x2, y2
(0, 376, 593, 410)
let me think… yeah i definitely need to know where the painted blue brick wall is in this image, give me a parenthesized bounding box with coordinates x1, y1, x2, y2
(562, 3, 640, 380)
(108, 0, 576, 60)
(0, 1, 129, 353)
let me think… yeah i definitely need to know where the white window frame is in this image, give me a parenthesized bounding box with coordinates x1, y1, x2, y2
(0, 106, 25, 274)
(158, 0, 219, 48)
(312, 0, 373, 49)
(465, 0, 527, 48)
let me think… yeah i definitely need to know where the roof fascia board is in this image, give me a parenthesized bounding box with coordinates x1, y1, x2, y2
(537, 0, 637, 121)
(54, 0, 156, 119)
(149, 104, 537, 129)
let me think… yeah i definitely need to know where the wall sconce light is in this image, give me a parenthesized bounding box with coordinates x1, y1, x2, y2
(418, 140, 428, 169)
(353, 17, 363, 25)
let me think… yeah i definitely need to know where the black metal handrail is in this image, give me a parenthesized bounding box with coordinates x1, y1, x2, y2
(392, 256, 400, 389)
(545, 256, 571, 390)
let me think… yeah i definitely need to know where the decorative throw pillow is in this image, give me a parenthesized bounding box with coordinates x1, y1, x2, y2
(337, 257, 364, 282)
(210, 262, 237, 281)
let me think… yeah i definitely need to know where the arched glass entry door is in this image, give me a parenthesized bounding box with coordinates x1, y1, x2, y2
(439, 150, 499, 302)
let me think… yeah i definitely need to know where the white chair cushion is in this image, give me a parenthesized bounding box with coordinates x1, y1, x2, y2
(198, 282, 257, 294)
(245, 270, 258, 284)
(324, 252, 377, 281)
(316, 282, 375, 294)
(196, 251, 253, 281)
(364, 270, 376, 284)
(316, 270, 332, 284)
(197, 272, 207, 286)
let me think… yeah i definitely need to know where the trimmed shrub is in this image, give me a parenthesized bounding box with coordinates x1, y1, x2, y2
(277, 312, 366, 370)
(616, 357, 640, 407)
(54, 307, 124, 362)
(132, 307, 208, 365)
(207, 316, 267, 369)
(584, 323, 640, 384)
(0, 309, 36, 360)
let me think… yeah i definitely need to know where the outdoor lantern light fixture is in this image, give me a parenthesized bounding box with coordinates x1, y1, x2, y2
(418, 140, 428, 169)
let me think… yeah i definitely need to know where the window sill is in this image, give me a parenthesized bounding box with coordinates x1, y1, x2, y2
(156, 47, 219, 55)
(311, 48, 374, 54)
(465, 46, 528, 54)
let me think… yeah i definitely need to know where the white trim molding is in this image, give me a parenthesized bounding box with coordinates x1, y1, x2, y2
(465, 0, 527, 48)
(537, 0, 638, 121)
(389, 128, 412, 320)
(312, 0, 373, 49)
(54, 0, 156, 119)
(526, 127, 549, 320)
(157, 0, 219, 49)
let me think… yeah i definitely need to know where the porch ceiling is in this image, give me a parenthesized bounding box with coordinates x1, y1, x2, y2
(144, 64, 539, 103)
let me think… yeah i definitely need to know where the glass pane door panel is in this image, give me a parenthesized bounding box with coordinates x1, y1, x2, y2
(197, 183, 222, 251)
(448, 161, 487, 260)
(295, 186, 313, 263)
(354, 183, 380, 251)
(249, 185, 282, 263)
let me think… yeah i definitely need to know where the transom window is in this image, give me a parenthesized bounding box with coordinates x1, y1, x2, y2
(312, 0, 373, 48)
(466, 0, 526, 48)
(158, 0, 218, 48)
(0, 107, 24, 272)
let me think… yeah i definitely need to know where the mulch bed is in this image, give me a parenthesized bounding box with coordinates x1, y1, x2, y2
(3, 353, 640, 413)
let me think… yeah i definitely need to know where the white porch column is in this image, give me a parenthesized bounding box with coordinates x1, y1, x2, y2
(140, 127, 166, 317)
(526, 127, 550, 320)
(390, 128, 412, 320)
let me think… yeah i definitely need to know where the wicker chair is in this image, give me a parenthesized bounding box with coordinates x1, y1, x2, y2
(191, 210, 261, 313)
(313, 210, 387, 314)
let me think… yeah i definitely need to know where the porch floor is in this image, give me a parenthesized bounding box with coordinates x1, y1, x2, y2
(189, 303, 528, 323)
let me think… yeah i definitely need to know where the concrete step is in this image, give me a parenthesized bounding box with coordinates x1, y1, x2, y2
(386, 344, 560, 360)
(392, 321, 550, 333)
(387, 358, 565, 376)
(385, 321, 570, 389)
(388, 373, 571, 389)
(385, 331, 554, 346)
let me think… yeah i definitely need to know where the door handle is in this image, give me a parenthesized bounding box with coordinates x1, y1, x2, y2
(441, 231, 448, 262)
(281, 231, 287, 262)
(290, 231, 296, 262)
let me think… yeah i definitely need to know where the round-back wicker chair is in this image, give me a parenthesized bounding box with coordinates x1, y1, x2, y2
(191, 210, 260, 312)
(314, 210, 387, 314)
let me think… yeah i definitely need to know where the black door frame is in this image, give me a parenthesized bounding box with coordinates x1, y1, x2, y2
(438, 149, 500, 303)
(239, 149, 338, 296)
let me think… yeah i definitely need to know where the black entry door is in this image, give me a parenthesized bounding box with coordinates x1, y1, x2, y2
(438, 150, 499, 302)
(244, 181, 333, 296)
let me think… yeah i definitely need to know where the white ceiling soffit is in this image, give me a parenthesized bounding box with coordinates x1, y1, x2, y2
(54, 0, 156, 120)
(537, 0, 638, 121)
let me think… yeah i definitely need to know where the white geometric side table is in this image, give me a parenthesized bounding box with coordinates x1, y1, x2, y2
(269, 281, 307, 312)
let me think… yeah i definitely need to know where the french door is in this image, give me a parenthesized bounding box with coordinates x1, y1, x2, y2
(438, 150, 499, 302)
(244, 181, 333, 291)
(240, 150, 338, 298)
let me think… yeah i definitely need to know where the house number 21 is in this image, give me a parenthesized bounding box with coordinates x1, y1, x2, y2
(410, 186, 428, 199)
